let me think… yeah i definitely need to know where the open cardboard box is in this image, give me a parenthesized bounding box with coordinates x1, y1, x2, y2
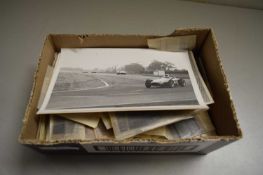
(19, 28, 242, 154)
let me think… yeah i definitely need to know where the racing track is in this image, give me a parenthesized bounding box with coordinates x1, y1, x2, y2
(46, 73, 199, 109)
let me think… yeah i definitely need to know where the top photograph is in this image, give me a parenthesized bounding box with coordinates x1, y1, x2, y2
(38, 48, 207, 114)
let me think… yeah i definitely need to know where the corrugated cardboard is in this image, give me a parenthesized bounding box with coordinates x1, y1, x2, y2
(19, 28, 242, 154)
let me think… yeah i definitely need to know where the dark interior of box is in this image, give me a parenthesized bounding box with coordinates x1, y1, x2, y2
(19, 29, 241, 143)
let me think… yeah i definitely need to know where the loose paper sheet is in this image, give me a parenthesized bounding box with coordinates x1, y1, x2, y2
(147, 35, 196, 51)
(110, 111, 193, 140)
(47, 115, 86, 141)
(101, 113, 112, 129)
(142, 111, 216, 140)
(59, 113, 101, 128)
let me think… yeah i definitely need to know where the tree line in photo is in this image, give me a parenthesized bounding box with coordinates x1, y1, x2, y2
(91, 60, 187, 75)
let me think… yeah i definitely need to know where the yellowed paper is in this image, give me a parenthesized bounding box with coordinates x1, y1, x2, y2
(37, 116, 46, 141)
(60, 113, 101, 128)
(147, 35, 196, 51)
(143, 126, 168, 138)
(101, 113, 112, 129)
(85, 126, 96, 140)
(94, 121, 114, 140)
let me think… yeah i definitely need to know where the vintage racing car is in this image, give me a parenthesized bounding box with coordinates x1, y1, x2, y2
(145, 75, 186, 88)
(116, 71, 127, 75)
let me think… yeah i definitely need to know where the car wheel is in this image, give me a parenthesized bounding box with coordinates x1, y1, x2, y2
(168, 80, 175, 88)
(179, 79, 186, 87)
(145, 79, 152, 88)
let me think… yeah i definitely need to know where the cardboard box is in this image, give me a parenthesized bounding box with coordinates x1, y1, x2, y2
(18, 28, 242, 154)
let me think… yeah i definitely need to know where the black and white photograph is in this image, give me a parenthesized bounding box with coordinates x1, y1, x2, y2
(38, 48, 206, 114)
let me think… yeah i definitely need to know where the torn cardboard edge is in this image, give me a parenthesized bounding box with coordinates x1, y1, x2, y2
(26, 113, 239, 146)
(20, 134, 240, 146)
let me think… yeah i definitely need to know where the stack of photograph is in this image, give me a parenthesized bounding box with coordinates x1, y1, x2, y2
(36, 48, 216, 142)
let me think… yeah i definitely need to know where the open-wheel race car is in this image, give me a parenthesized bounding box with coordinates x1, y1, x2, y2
(145, 74, 186, 88)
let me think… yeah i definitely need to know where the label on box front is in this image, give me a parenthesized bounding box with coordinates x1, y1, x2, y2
(81, 141, 215, 153)
(38, 146, 81, 151)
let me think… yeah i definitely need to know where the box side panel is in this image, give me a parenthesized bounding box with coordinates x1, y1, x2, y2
(82, 142, 215, 154)
(32, 141, 218, 154)
(51, 28, 209, 51)
(198, 140, 233, 154)
(51, 35, 151, 50)
(20, 35, 56, 141)
(170, 28, 210, 53)
(20, 29, 241, 154)
(200, 31, 241, 136)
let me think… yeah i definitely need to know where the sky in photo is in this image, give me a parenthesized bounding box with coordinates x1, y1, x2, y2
(58, 48, 191, 71)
